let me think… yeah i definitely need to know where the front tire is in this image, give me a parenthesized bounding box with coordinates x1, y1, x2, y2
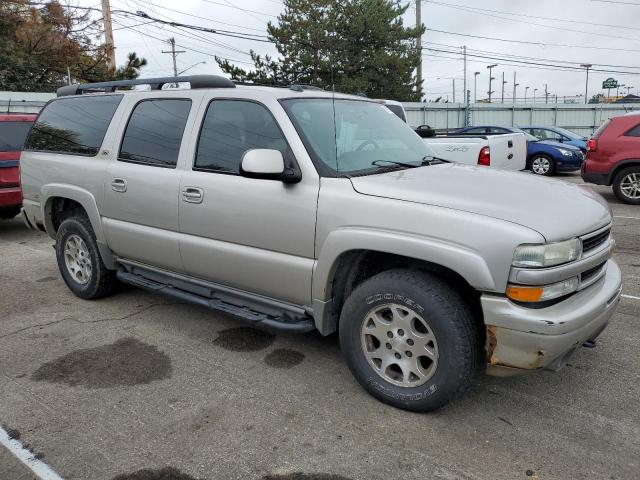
(612, 166, 640, 205)
(339, 269, 479, 412)
(529, 155, 555, 176)
(55, 214, 118, 299)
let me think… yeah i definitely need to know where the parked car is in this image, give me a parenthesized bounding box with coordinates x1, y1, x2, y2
(456, 126, 584, 176)
(21, 76, 621, 412)
(582, 112, 640, 204)
(0, 113, 36, 219)
(379, 99, 408, 123)
(520, 126, 588, 152)
(415, 125, 527, 171)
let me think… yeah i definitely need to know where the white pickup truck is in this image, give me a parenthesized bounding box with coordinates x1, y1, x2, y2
(381, 100, 527, 171)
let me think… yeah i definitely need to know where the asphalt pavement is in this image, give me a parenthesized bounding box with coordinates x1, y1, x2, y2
(0, 172, 638, 480)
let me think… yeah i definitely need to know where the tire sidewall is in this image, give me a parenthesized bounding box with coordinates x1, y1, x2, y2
(613, 167, 640, 205)
(56, 217, 103, 299)
(339, 273, 474, 411)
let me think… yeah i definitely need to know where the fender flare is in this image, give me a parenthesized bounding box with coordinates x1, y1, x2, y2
(314, 225, 495, 291)
(41, 183, 116, 269)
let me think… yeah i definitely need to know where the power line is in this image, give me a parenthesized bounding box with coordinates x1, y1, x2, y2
(426, 0, 638, 32)
(426, 1, 640, 43)
(426, 28, 640, 54)
(198, 0, 277, 18)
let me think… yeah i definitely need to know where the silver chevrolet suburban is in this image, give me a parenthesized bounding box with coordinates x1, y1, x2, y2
(20, 75, 622, 412)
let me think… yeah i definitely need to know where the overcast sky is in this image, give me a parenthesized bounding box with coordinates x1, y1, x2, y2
(92, 0, 640, 103)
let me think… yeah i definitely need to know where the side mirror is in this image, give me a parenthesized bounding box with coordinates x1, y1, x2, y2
(240, 149, 300, 183)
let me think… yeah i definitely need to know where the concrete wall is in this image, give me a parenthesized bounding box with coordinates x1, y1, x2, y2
(402, 102, 638, 137)
(0, 92, 55, 114)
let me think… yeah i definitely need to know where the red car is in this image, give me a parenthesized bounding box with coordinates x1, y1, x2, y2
(582, 111, 640, 205)
(0, 113, 36, 219)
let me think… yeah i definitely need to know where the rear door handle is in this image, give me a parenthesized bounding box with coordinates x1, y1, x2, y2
(182, 187, 203, 204)
(111, 178, 127, 192)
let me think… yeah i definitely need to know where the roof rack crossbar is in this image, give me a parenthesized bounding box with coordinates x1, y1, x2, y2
(56, 75, 235, 97)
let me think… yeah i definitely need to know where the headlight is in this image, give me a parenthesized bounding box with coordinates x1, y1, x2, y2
(507, 277, 579, 303)
(558, 149, 573, 156)
(512, 238, 582, 268)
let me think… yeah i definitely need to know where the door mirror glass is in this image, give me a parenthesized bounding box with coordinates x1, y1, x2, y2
(240, 149, 286, 180)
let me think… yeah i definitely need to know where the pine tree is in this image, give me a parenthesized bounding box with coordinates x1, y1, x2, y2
(216, 0, 424, 101)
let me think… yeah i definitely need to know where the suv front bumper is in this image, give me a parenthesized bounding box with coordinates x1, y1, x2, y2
(482, 259, 622, 375)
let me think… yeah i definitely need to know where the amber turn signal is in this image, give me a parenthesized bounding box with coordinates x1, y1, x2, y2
(506, 285, 544, 303)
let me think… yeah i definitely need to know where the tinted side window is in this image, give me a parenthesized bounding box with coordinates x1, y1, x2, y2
(195, 100, 287, 174)
(26, 95, 122, 155)
(0, 122, 33, 152)
(624, 123, 640, 137)
(119, 99, 191, 167)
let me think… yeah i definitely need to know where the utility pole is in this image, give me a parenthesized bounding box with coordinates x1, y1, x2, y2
(544, 83, 549, 104)
(580, 63, 592, 104)
(512, 72, 519, 104)
(474, 71, 480, 103)
(463, 45, 467, 107)
(524, 86, 530, 103)
(501, 72, 507, 103)
(487, 64, 497, 103)
(452, 78, 456, 103)
(416, 0, 422, 99)
(101, 0, 116, 69)
(162, 37, 186, 81)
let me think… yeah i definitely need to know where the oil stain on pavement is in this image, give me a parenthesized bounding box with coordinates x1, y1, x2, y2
(111, 466, 203, 480)
(31, 337, 172, 388)
(264, 349, 305, 368)
(212, 327, 275, 352)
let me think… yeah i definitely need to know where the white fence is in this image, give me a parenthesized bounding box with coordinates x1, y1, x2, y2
(0, 92, 55, 114)
(402, 102, 638, 137)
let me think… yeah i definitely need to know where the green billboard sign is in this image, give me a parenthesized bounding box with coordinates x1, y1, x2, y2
(602, 78, 618, 89)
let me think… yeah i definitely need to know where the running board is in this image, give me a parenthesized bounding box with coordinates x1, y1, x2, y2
(116, 269, 315, 333)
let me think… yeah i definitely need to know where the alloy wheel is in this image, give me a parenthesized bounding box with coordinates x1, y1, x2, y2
(63, 234, 92, 285)
(619, 172, 640, 200)
(531, 157, 551, 175)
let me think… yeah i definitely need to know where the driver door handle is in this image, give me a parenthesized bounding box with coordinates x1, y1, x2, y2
(182, 186, 204, 204)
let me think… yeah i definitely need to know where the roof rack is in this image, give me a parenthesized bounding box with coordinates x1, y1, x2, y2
(56, 75, 236, 97)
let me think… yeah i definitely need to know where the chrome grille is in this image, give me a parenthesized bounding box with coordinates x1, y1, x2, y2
(582, 229, 610, 253)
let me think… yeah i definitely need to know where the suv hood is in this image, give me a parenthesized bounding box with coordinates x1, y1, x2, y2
(350, 164, 611, 241)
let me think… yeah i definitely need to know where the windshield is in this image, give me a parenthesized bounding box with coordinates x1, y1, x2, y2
(553, 127, 583, 140)
(281, 98, 434, 175)
(510, 128, 538, 142)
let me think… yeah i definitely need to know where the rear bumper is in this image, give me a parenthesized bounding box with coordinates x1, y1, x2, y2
(482, 259, 622, 374)
(0, 187, 22, 209)
(581, 171, 609, 185)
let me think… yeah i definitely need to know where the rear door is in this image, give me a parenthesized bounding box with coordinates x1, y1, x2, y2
(101, 97, 194, 272)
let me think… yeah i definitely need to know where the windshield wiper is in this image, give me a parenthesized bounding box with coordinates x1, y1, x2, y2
(371, 159, 419, 169)
(421, 155, 449, 165)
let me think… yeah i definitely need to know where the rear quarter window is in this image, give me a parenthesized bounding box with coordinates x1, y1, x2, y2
(592, 119, 611, 139)
(624, 123, 640, 137)
(0, 121, 33, 152)
(25, 95, 123, 156)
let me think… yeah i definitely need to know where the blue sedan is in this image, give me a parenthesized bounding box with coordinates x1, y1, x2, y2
(519, 126, 588, 152)
(455, 126, 584, 176)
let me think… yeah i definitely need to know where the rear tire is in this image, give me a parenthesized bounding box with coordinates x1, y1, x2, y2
(55, 214, 118, 299)
(612, 166, 640, 205)
(529, 155, 555, 176)
(339, 269, 479, 412)
(0, 206, 21, 219)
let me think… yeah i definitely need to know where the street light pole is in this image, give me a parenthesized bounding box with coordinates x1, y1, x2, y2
(178, 61, 206, 75)
(524, 86, 530, 103)
(512, 72, 519, 104)
(474, 71, 480, 103)
(626, 86, 634, 95)
(580, 63, 592, 104)
(501, 72, 507, 103)
(487, 64, 497, 103)
(533, 88, 538, 104)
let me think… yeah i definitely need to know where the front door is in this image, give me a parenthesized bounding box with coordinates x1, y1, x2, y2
(101, 98, 192, 272)
(178, 99, 318, 306)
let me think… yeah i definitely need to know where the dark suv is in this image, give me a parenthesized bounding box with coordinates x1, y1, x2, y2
(582, 112, 640, 204)
(0, 113, 36, 219)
